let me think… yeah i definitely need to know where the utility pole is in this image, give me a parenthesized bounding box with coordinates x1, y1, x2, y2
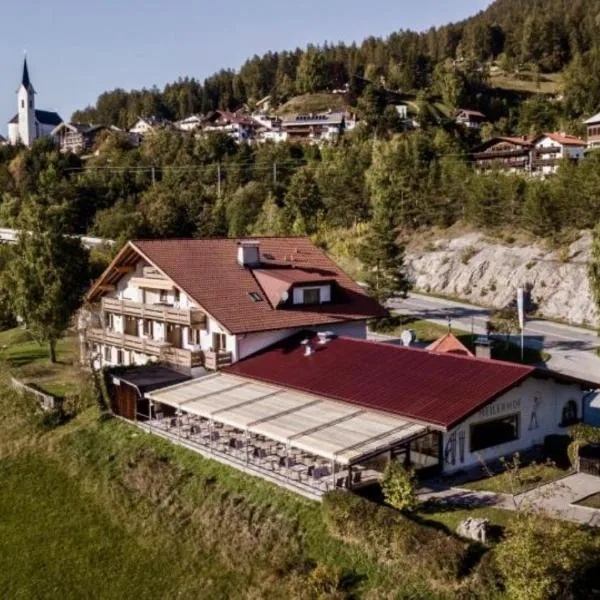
(151, 166, 156, 185)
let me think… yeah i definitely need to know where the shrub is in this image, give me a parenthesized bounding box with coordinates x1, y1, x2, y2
(321, 491, 468, 584)
(494, 510, 600, 600)
(381, 462, 418, 511)
(460, 246, 478, 265)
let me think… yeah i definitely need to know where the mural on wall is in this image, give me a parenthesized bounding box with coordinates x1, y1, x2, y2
(458, 429, 466, 463)
(444, 432, 457, 465)
(528, 396, 541, 431)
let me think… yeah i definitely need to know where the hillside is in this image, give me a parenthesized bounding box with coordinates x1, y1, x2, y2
(71, 0, 600, 128)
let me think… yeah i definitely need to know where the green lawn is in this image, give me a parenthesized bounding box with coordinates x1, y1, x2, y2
(462, 463, 570, 496)
(0, 327, 80, 398)
(489, 71, 561, 95)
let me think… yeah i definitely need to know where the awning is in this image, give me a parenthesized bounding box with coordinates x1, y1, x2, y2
(112, 365, 191, 395)
(147, 373, 427, 464)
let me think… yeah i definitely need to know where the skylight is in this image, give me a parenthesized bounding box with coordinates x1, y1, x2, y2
(248, 292, 264, 302)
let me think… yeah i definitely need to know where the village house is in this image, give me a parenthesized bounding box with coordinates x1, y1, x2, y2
(280, 110, 356, 143)
(531, 132, 586, 176)
(82, 236, 386, 386)
(470, 136, 534, 173)
(129, 115, 172, 138)
(175, 114, 203, 132)
(201, 111, 259, 142)
(51, 122, 110, 154)
(584, 111, 600, 150)
(455, 109, 486, 129)
(138, 331, 594, 499)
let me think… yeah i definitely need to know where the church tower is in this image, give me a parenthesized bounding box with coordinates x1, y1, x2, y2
(17, 58, 36, 146)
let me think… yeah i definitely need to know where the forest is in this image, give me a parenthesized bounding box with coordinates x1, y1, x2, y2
(71, 0, 600, 132)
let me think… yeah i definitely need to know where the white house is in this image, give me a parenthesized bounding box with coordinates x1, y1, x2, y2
(531, 132, 586, 176)
(456, 109, 486, 130)
(129, 116, 172, 137)
(584, 111, 600, 150)
(175, 114, 203, 132)
(7, 58, 62, 147)
(83, 237, 386, 378)
(137, 332, 596, 499)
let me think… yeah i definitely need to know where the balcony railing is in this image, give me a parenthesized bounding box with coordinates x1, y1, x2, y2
(204, 350, 233, 371)
(162, 347, 204, 369)
(102, 297, 206, 327)
(87, 328, 172, 357)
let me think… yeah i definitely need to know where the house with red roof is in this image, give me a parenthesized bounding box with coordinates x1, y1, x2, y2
(471, 136, 534, 173)
(139, 331, 595, 497)
(426, 332, 474, 357)
(83, 237, 386, 380)
(531, 132, 586, 176)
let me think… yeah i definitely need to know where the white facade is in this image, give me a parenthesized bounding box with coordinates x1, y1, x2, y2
(533, 136, 585, 176)
(176, 115, 203, 132)
(93, 257, 368, 373)
(442, 376, 583, 473)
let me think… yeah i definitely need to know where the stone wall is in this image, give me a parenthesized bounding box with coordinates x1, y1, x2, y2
(406, 231, 598, 327)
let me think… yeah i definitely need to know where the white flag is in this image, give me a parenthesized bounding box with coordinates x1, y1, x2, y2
(517, 288, 525, 330)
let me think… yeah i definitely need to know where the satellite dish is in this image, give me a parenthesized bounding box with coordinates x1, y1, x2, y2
(401, 330, 416, 347)
(279, 290, 289, 304)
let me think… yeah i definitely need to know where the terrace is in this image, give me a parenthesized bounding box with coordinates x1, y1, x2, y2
(144, 372, 436, 500)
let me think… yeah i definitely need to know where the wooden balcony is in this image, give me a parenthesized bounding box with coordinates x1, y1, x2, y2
(162, 347, 204, 370)
(204, 350, 233, 371)
(102, 297, 206, 327)
(87, 328, 172, 357)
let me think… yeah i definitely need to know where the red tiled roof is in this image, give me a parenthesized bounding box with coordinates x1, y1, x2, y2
(426, 332, 474, 357)
(538, 132, 585, 147)
(226, 333, 535, 429)
(114, 238, 386, 334)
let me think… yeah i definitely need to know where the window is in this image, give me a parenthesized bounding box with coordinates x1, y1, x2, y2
(248, 291, 263, 302)
(191, 327, 201, 346)
(561, 400, 578, 426)
(302, 288, 321, 305)
(160, 290, 168, 303)
(21, 100, 24, 108)
(174, 289, 180, 304)
(212, 332, 227, 352)
(107, 313, 115, 331)
(104, 346, 111, 362)
(470, 414, 519, 452)
(116, 349, 124, 364)
(143, 319, 152, 337)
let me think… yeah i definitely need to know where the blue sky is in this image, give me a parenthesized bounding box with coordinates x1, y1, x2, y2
(0, 0, 491, 128)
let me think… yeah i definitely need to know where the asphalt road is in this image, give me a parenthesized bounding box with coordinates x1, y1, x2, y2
(376, 293, 600, 384)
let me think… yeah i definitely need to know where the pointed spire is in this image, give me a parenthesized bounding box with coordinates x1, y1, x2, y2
(22, 56, 31, 89)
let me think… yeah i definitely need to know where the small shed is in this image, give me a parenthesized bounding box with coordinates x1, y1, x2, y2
(106, 366, 191, 420)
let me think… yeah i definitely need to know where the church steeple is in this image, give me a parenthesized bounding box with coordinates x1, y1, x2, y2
(21, 57, 34, 93)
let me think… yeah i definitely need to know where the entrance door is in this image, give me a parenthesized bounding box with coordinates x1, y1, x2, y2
(167, 324, 183, 349)
(212, 332, 226, 352)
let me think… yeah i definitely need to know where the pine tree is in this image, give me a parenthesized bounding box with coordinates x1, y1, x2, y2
(358, 197, 410, 304)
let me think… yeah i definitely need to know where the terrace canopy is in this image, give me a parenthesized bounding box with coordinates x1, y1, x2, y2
(146, 372, 427, 465)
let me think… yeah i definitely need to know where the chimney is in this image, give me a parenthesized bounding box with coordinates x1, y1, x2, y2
(301, 339, 314, 356)
(237, 240, 261, 268)
(317, 331, 335, 345)
(474, 336, 492, 360)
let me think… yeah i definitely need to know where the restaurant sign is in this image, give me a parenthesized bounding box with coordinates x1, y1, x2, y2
(475, 397, 521, 420)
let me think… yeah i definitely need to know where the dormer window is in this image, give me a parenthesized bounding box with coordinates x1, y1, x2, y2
(303, 288, 321, 305)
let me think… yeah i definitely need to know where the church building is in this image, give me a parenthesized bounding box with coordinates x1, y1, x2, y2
(7, 58, 62, 147)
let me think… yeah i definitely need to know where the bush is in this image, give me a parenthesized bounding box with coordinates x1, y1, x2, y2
(322, 491, 468, 584)
(460, 246, 478, 265)
(494, 510, 600, 600)
(381, 461, 418, 511)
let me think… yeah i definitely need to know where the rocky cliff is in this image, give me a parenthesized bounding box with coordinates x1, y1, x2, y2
(406, 231, 598, 327)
